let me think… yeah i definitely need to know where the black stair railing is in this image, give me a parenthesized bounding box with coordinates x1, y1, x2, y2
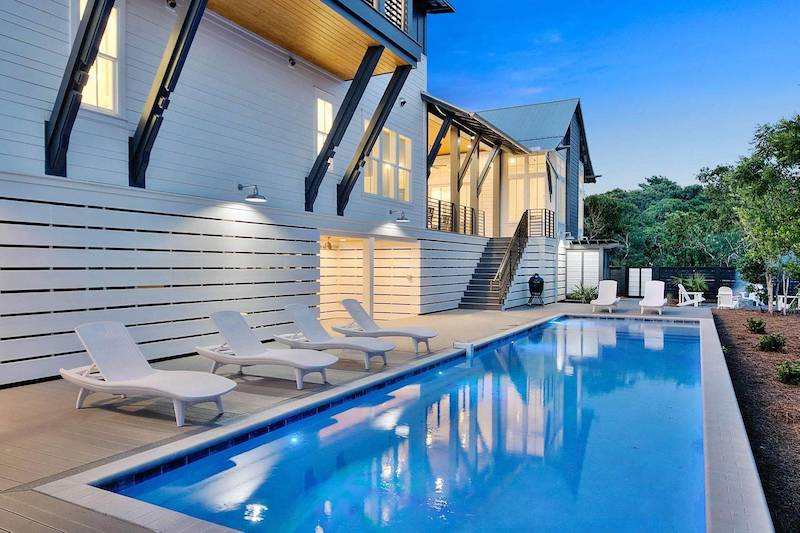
(426, 197, 486, 236)
(491, 210, 529, 304)
(491, 208, 556, 304)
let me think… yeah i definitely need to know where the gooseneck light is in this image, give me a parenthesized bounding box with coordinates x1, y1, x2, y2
(237, 184, 267, 203)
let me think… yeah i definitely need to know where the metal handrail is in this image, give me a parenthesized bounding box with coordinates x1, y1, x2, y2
(426, 197, 486, 236)
(492, 210, 529, 303)
(491, 208, 556, 304)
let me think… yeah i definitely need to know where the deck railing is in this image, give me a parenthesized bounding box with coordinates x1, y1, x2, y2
(363, 0, 408, 32)
(426, 197, 485, 236)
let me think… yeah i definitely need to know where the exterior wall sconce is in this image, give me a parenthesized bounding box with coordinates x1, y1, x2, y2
(238, 183, 267, 203)
(390, 209, 409, 223)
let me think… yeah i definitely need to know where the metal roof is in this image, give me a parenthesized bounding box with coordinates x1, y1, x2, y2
(422, 93, 529, 154)
(478, 99, 579, 151)
(479, 99, 597, 181)
(425, 0, 455, 14)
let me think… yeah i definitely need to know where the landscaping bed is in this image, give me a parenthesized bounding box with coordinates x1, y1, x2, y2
(712, 309, 800, 533)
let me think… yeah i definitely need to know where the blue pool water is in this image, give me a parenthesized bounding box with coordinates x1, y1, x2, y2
(117, 317, 705, 531)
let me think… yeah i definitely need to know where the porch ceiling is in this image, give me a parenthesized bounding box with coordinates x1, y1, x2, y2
(209, 0, 407, 80)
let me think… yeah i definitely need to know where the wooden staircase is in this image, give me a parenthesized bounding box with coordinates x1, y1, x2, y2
(459, 237, 511, 310)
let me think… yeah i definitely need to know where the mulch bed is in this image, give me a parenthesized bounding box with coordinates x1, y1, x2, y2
(712, 309, 800, 533)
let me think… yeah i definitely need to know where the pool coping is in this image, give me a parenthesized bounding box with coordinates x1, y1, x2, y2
(36, 313, 773, 532)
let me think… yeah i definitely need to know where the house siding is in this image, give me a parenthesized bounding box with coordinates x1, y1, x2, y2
(0, 0, 428, 227)
(566, 114, 581, 236)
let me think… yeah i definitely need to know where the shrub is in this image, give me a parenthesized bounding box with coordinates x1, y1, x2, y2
(759, 333, 785, 352)
(745, 318, 766, 334)
(672, 273, 709, 293)
(567, 284, 599, 304)
(777, 360, 800, 385)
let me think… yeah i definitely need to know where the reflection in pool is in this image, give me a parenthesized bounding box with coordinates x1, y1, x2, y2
(119, 317, 705, 532)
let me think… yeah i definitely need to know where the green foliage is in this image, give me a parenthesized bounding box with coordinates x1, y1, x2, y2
(567, 284, 599, 303)
(758, 333, 785, 352)
(671, 273, 709, 292)
(584, 176, 743, 268)
(698, 116, 800, 313)
(776, 360, 800, 385)
(745, 318, 766, 334)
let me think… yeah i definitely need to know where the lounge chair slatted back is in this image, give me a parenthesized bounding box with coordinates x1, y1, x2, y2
(678, 283, 691, 302)
(210, 311, 264, 357)
(285, 304, 331, 343)
(75, 322, 154, 381)
(341, 299, 380, 332)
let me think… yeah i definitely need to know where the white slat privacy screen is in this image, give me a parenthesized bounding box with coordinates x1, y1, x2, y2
(0, 179, 320, 385)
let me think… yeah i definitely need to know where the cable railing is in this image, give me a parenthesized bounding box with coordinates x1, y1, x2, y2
(426, 197, 485, 236)
(491, 208, 556, 304)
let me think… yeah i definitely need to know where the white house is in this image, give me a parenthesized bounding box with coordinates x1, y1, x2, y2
(0, 0, 601, 385)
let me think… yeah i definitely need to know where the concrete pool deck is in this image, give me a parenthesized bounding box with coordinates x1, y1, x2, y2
(0, 301, 771, 532)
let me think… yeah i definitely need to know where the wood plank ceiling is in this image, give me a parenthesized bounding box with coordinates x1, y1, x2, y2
(208, 0, 406, 79)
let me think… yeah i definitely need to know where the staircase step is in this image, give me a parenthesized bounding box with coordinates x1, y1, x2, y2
(459, 302, 502, 310)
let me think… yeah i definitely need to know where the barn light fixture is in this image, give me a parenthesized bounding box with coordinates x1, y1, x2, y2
(238, 184, 267, 203)
(390, 209, 409, 223)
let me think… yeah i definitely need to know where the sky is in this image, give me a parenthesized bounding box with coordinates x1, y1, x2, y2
(426, 0, 800, 192)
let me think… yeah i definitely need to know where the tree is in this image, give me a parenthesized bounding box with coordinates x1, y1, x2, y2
(708, 116, 800, 313)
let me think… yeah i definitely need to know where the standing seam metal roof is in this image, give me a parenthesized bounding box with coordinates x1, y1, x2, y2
(476, 99, 579, 151)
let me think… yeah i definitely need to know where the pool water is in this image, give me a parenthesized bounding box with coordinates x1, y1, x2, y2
(118, 317, 705, 532)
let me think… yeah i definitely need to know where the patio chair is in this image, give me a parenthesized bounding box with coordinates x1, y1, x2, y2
(275, 304, 395, 370)
(677, 284, 706, 307)
(590, 280, 620, 313)
(639, 280, 667, 315)
(61, 322, 236, 426)
(331, 299, 437, 354)
(716, 287, 737, 309)
(197, 311, 338, 389)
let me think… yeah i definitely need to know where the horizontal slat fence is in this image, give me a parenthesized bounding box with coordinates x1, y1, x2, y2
(0, 189, 320, 385)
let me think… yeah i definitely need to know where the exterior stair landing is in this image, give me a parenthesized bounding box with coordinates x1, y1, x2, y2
(459, 237, 510, 310)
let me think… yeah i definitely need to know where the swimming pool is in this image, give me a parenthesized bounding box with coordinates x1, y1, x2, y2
(111, 316, 705, 531)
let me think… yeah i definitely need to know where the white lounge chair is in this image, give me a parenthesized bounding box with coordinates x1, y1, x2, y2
(677, 283, 706, 307)
(639, 280, 668, 315)
(716, 287, 737, 309)
(60, 322, 236, 426)
(275, 304, 395, 370)
(331, 299, 437, 354)
(590, 280, 620, 313)
(197, 311, 339, 390)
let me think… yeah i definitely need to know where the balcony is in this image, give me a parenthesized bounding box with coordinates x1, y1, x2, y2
(528, 208, 556, 238)
(209, 0, 449, 80)
(427, 197, 486, 237)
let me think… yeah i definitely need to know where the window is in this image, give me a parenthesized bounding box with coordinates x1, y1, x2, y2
(76, 0, 121, 113)
(507, 156, 525, 175)
(528, 153, 546, 173)
(315, 97, 333, 154)
(507, 177, 524, 222)
(362, 122, 412, 202)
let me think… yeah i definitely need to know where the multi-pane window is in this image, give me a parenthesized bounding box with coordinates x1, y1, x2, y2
(528, 153, 546, 173)
(316, 97, 333, 154)
(363, 121, 412, 201)
(77, 0, 120, 113)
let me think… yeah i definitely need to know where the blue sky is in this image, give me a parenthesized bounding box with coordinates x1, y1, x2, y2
(427, 0, 800, 192)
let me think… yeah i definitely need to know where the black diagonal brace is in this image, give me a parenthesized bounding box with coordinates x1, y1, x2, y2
(44, 0, 116, 177)
(305, 46, 384, 212)
(476, 145, 500, 196)
(426, 113, 451, 177)
(129, 0, 206, 188)
(456, 135, 480, 191)
(337, 64, 412, 216)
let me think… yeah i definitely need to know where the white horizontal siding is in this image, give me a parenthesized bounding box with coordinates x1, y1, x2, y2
(503, 237, 559, 309)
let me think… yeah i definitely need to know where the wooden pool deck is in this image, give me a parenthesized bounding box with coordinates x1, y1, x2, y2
(0, 301, 711, 531)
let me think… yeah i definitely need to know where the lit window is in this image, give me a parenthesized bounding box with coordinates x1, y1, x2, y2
(316, 97, 333, 154)
(528, 154, 546, 173)
(508, 156, 525, 175)
(507, 177, 524, 222)
(363, 122, 412, 202)
(77, 0, 120, 113)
